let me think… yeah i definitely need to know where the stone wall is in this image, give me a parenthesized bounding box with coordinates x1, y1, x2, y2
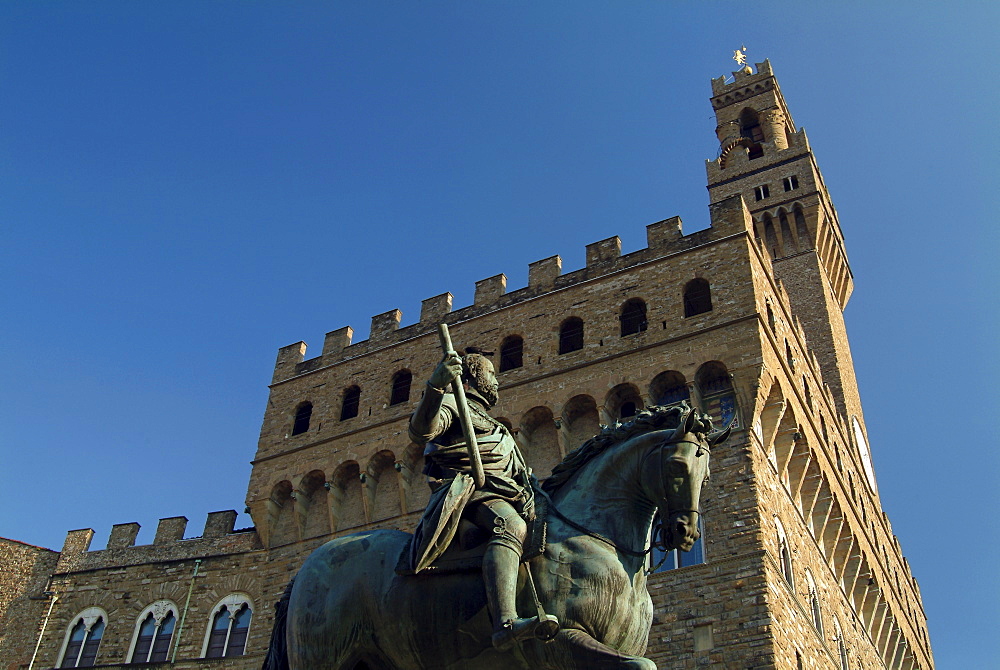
(0, 537, 59, 669)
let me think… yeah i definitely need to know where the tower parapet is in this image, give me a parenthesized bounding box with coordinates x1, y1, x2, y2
(53, 511, 259, 574)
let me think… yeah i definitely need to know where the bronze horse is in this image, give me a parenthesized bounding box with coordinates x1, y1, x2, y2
(264, 403, 726, 670)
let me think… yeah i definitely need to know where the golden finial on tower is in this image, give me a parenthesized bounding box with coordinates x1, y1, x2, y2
(733, 45, 752, 74)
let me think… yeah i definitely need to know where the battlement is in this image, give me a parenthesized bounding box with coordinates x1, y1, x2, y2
(55, 511, 260, 574)
(710, 58, 775, 96)
(272, 197, 756, 382)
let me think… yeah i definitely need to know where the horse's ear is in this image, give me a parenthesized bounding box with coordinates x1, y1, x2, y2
(709, 424, 732, 446)
(683, 407, 699, 434)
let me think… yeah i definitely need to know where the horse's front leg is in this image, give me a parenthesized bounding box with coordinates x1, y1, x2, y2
(533, 628, 656, 670)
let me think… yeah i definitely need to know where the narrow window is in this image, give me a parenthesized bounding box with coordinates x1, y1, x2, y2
(150, 612, 176, 662)
(499, 335, 524, 372)
(61, 617, 104, 668)
(389, 370, 412, 405)
(785, 340, 796, 372)
(340, 386, 360, 421)
(778, 523, 794, 591)
(740, 108, 765, 159)
(807, 571, 824, 634)
(619, 298, 648, 336)
(226, 604, 252, 656)
(683, 279, 712, 317)
(133, 609, 176, 663)
(206, 608, 230, 658)
(206, 603, 252, 658)
(291, 401, 312, 436)
(783, 175, 799, 191)
(558, 317, 584, 354)
(754, 184, 770, 201)
(132, 613, 157, 663)
(766, 302, 776, 332)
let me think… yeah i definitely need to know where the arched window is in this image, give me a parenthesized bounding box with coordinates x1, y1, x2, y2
(605, 383, 643, 422)
(204, 596, 253, 658)
(650, 370, 690, 406)
(389, 370, 412, 405)
(806, 570, 823, 634)
(835, 619, 848, 670)
(340, 386, 361, 420)
(129, 602, 177, 663)
(499, 335, 523, 372)
(558, 317, 584, 354)
(291, 401, 312, 436)
(765, 302, 775, 332)
(683, 279, 712, 317)
(775, 517, 794, 591)
(59, 608, 106, 668)
(785, 339, 795, 372)
(620, 298, 648, 336)
(695, 361, 737, 429)
(740, 108, 764, 159)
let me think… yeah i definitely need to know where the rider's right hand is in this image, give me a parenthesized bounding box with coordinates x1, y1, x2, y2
(429, 352, 463, 390)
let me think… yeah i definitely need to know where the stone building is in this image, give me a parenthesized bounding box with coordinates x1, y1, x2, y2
(2, 61, 933, 670)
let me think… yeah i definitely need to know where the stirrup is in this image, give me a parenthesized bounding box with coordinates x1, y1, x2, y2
(492, 614, 560, 650)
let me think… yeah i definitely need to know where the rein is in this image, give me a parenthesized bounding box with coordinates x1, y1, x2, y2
(532, 484, 650, 558)
(532, 437, 710, 563)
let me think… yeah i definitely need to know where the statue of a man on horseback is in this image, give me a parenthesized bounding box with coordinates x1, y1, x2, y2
(264, 323, 730, 670)
(407, 344, 556, 650)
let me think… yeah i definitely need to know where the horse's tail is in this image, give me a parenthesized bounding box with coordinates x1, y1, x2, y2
(261, 578, 294, 670)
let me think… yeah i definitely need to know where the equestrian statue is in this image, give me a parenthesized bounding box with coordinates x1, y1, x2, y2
(263, 325, 728, 670)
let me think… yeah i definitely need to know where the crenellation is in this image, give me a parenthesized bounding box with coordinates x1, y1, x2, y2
(474, 273, 507, 307)
(107, 522, 140, 549)
(272, 341, 307, 383)
(420, 292, 453, 324)
(585, 235, 621, 267)
(708, 194, 754, 234)
(204, 510, 238, 538)
(646, 216, 683, 249)
(527, 255, 562, 292)
(61, 528, 95, 556)
(322, 326, 354, 357)
(370, 309, 402, 341)
(153, 516, 187, 545)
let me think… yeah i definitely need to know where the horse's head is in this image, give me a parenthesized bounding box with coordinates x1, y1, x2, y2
(642, 405, 730, 553)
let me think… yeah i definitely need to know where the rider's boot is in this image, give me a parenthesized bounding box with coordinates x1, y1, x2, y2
(483, 542, 556, 651)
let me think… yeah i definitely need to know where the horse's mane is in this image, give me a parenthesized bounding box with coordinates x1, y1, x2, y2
(541, 403, 693, 493)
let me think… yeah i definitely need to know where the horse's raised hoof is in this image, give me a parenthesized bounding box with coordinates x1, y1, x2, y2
(492, 614, 560, 650)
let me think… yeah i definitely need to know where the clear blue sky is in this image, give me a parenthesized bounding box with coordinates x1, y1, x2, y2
(1, 2, 995, 667)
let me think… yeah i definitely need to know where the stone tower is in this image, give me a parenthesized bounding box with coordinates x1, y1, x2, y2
(6, 61, 933, 670)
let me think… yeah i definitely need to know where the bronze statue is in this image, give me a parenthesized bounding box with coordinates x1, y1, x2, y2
(263, 329, 727, 670)
(408, 341, 555, 650)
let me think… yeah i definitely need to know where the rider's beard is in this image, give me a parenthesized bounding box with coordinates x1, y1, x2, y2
(471, 374, 500, 409)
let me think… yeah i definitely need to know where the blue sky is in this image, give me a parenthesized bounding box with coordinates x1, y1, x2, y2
(1, 2, 995, 666)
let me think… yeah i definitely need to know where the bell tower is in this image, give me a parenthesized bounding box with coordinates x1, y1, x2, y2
(705, 59, 866, 453)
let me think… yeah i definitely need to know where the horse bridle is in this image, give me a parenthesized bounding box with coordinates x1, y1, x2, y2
(533, 435, 710, 562)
